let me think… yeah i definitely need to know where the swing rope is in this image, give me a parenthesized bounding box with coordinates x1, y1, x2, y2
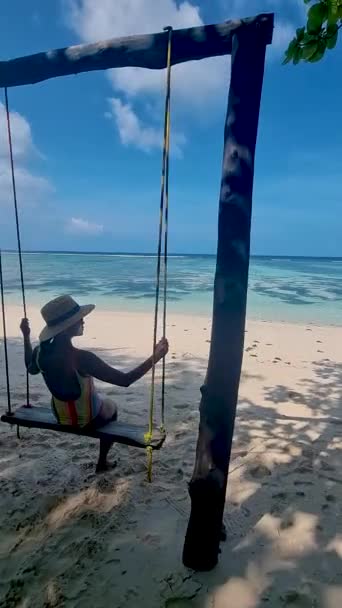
(4, 87, 30, 409)
(145, 26, 173, 482)
(0, 250, 12, 416)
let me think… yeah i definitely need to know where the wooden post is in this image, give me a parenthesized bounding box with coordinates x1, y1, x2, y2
(183, 22, 272, 572)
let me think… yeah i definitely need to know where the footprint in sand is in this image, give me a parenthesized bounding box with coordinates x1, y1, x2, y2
(288, 391, 304, 403)
(234, 449, 248, 459)
(280, 514, 295, 530)
(27, 392, 43, 402)
(105, 557, 121, 566)
(272, 492, 287, 499)
(249, 464, 271, 479)
(281, 590, 314, 607)
(174, 403, 188, 410)
(141, 533, 160, 548)
(320, 462, 335, 472)
(294, 464, 312, 474)
(57, 440, 72, 449)
(325, 494, 336, 502)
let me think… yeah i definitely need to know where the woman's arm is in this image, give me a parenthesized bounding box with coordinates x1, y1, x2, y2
(20, 318, 40, 375)
(76, 337, 169, 388)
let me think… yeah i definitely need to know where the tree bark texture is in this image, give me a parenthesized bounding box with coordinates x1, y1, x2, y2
(182, 21, 272, 571)
(0, 14, 273, 88)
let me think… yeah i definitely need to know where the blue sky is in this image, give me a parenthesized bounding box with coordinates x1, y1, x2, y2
(0, 0, 341, 256)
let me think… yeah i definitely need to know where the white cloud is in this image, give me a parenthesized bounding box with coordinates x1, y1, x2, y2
(66, 217, 104, 236)
(67, 0, 229, 107)
(108, 97, 186, 156)
(64, 0, 301, 153)
(66, 0, 202, 41)
(0, 103, 52, 210)
(0, 102, 35, 159)
(65, 0, 229, 153)
(108, 55, 229, 108)
(0, 167, 53, 207)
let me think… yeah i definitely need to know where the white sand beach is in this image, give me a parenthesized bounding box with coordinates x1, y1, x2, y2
(0, 304, 341, 607)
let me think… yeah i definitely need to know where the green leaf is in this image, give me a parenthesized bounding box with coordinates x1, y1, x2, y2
(319, 36, 328, 51)
(283, 42, 296, 65)
(327, 0, 340, 25)
(327, 23, 338, 35)
(309, 37, 327, 62)
(282, 45, 292, 64)
(308, 2, 328, 32)
(302, 40, 319, 59)
(293, 46, 303, 64)
(304, 0, 312, 4)
(303, 31, 318, 43)
(326, 23, 339, 48)
(307, 22, 323, 35)
(296, 26, 305, 41)
(309, 47, 325, 61)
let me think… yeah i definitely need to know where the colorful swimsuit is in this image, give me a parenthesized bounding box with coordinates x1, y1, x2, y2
(35, 348, 102, 428)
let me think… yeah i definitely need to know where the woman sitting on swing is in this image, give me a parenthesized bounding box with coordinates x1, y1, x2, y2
(20, 295, 169, 472)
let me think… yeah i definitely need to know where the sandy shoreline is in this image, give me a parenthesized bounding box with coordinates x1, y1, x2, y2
(1, 304, 341, 607)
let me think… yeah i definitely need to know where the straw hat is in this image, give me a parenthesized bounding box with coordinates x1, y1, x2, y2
(39, 295, 95, 342)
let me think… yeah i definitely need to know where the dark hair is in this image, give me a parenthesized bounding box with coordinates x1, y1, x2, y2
(40, 338, 54, 352)
(39, 334, 75, 378)
(38, 338, 55, 371)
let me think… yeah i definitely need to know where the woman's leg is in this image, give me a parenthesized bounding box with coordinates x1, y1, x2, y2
(96, 438, 115, 473)
(98, 398, 118, 423)
(95, 399, 118, 473)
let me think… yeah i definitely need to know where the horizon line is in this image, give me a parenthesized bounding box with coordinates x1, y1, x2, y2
(1, 249, 342, 260)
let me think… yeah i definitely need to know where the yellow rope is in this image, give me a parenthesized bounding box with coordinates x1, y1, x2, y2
(145, 26, 173, 480)
(146, 446, 153, 483)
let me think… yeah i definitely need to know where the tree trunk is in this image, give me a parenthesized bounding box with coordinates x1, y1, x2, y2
(183, 24, 271, 572)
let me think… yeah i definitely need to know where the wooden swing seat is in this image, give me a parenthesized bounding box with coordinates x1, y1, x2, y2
(1, 405, 165, 450)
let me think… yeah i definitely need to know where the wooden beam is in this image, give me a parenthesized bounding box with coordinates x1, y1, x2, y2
(0, 14, 273, 89)
(182, 22, 271, 571)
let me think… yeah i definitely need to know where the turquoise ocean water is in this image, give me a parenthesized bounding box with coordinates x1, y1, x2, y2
(1, 252, 341, 325)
